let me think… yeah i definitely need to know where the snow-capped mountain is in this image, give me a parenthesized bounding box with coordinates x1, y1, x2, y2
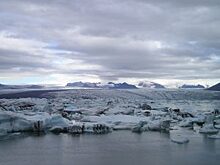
(179, 84, 205, 89)
(137, 81, 165, 89)
(66, 82, 137, 89)
(108, 82, 137, 89)
(208, 83, 220, 91)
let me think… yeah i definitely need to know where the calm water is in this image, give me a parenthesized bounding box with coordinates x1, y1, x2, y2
(0, 131, 220, 165)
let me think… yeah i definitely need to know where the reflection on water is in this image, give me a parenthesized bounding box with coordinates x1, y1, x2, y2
(0, 131, 220, 165)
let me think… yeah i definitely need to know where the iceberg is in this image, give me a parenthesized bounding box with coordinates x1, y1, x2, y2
(199, 124, 219, 134)
(171, 134, 190, 144)
(0, 110, 71, 133)
(208, 133, 220, 139)
(147, 119, 171, 131)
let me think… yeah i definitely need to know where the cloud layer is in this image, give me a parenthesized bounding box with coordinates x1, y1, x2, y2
(0, 0, 220, 86)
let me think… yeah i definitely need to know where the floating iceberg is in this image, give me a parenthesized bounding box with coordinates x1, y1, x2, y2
(199, 124, 219, 134)
(0, 110, 71, 133)
(208, 133, 220, 139)
(170, 134, 189, 144)
(1, 88, 220, 139)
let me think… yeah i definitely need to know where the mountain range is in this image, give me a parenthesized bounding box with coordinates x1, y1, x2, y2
(1, 81, 219, 90)
(137, 81, 165, 89)
(179, 84, 205, 89)
(208, 83, 220, 91)
(66, 82, 137, 89)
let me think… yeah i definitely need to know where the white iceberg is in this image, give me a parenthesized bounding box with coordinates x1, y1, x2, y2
(208, 133, 220, 139)
(170, 134, 190, 144)
(147, 119, 171, 131)
(0, 110, 71, 133)
(199, 124, 219, 134)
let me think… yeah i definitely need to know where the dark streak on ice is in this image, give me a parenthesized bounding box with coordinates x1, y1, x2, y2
(0, 89, 70, 99)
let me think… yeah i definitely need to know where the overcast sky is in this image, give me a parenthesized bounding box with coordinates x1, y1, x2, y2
(0, 0, 220, 87)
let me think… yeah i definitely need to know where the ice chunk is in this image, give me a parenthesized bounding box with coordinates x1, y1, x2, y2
(0, 110, 71, 134)
(215, 124, 220, 129)
(179, 118, 193, 127)
(0, 129, 8, 137)
(83, 123, 111, 134)
(68, 125, 83, 134)
(171, 134, 189, 144)
(0, 111, 33, 132)
(132, 121, 148, 133)
(113, 124, 134, 130)
(45, 114, 71, 128)
(199, 124, 219, 134)
(0, 98, 49, 112)
(147, 119, 170, 131)
(208, 133, 220, 139)
(49, 126, 67, 134)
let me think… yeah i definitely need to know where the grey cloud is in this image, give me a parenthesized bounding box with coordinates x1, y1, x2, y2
(0, 0, 220, 83)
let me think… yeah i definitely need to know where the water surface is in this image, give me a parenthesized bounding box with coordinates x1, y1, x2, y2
(0, 131, 219, 165)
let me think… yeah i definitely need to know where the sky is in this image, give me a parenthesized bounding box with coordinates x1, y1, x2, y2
(0, 0, 220, 87)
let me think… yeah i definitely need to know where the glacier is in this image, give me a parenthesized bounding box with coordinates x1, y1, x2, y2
(0, 88, 220, 143)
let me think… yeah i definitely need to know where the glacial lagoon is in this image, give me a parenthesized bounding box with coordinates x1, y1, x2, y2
(0, 131, 220, 165)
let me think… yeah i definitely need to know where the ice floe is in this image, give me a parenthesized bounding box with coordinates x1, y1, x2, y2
(0, 89, 220, 138)
(170, 134, 190, 144)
